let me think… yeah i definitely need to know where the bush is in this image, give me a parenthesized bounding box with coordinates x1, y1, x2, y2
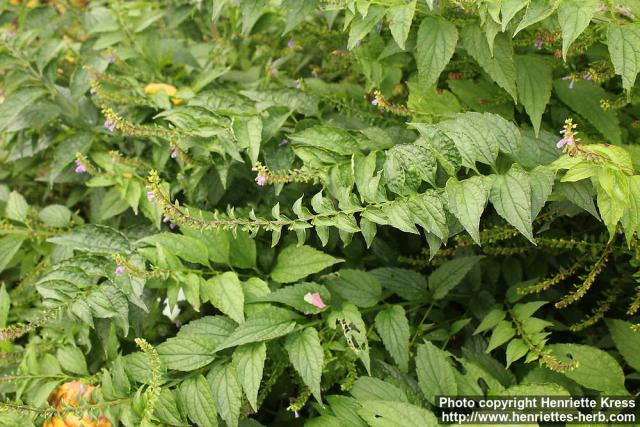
(1, 0, 640, 426)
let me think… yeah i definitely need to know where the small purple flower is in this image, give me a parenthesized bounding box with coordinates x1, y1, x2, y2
(287, 39, 296, 49)
(90, 87, 97, 95)
(74, 159, 87, 174)
(279, 139, 289, 147)
(371, 98, 379, 106)
(107, 53, 116, 64)
(583, 72, 592, 81)
(104, 118, 116, 132)
(175, 320, 182, 328)
(146, 191, 156, 203)
(169, 222, 176, 230)
(171, 148, 178, 159)
(294, 411, 300, 418)
(255, 174, 268, 186)
(557, 136, 574, 149)
(115, 265, 125, 275)
(534, 38, 543, 49)
(163, 216, 170, 223)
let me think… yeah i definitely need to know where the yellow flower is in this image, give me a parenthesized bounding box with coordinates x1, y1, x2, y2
(144, 83, 177, 96)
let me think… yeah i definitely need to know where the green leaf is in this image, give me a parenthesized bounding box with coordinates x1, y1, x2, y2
(232, 342, 266, 412)
(0, 87, 47, 132)
(56, 346, 88, 375)
(375, 305, 410, 372)
(557, 0, 599, 61)
(529, 165, 556, 217)
(515, 55, 552, 135)
(348, 6, 386, 50)
(490, 165, 535, 242)
(282, 0, 318, 34)
(216, 318, 297, 351)
(285, 327, 324, 402)
(48, 225, 130, 254)
(178, 316, 236, 348)
(500, 0, 528, 31)
(384, 143, 436, 195)
(154, 389, 184, 425)
(416, 16, 458, 88)
(486, 320, 516, 352)
(0, 285, 9, 328)
(203, 272, 245, 324)
(415, 341, 457, 405)
(445, 176, 488, 244)
(255, 282, 330, 314)
(387, 0, 416, 50)
(462, 25, 517, 101)
(0, 235, 24, 273)
(350, 377, 408, 402)
(554, 180, 600, 219)
(474, 307, 506, 334)
(607, 23, 640, 94)
(606, 318, 640, 372)
(271, 245, 343, 283)
(369, 268, 428, 301)
(428, 256, 483, 300)
(326, 269, 381, 308)
(513, 0, 557, 36)
(38, 205, 72, 228)
(358, 401, 438, 427)
(505, 338, 529, 368)
(6, 191, 28, 222)
(207, 363, 242, 427)
(547, 343, 627, 394)
(553, 79, 621, 144)
(179, 375, 219, 427)
(597, 186, 625, 236)
(157, 336, 216, 371)
(326, 396, 368, 427)
(234, 115, 262, 165)
(622, 176, 640, 245)
(139, 233, 209, 266)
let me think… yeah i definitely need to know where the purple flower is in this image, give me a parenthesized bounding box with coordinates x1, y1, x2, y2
(146, 191, 156, 203)
(107, 53, 116, 64)
(371, 98, 379, 106)
(169, 222, 176, 230)
(171, 148, 178, 158)
(104, 118, 116, 132)
(279, 139, 289, 147)
(175, 320, 182, 328)
(163, 216, 170, 223)
(534, 38, 543, 49)
(255, 174, 268, 186)
(115, 265, 125, 275)
(287, 39, 296, 49)
(557, 136, 574, 149)
(90, 87, 97, 95)
(74, 159, 87, 174)
(583, 72, 592, 81)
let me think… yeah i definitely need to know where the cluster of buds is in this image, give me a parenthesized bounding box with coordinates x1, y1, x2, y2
(369, 89, 409, 115)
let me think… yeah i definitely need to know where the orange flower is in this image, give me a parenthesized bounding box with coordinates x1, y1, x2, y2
(48, 381, 95, 408)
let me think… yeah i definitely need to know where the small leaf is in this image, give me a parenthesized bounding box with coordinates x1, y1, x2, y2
(6, 191, 28, 222)
(271, 245, 343, 283)
(216, 318, 297, 351)
(347, 6, 386, 50)
(157, 336, 216, 371)
(56, 346, 88, 375)
(48, 225, 130, 254)
(358, 401, 438, 427)
(486, 320, 516, 353)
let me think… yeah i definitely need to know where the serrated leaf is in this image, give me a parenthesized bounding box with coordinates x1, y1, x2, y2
(358, 400, 438, 427)
(207, 363, 242, 427)
(0, 235, 24, 273)
(515, 55, 552, 135)
(157, 336, 216, 371)
(445, 176, 488, 244)
(505, 338, 529, 367)
(607, 23, 640, 94)
(384, 143, 436, 195)
(387, 0, 416, 50)
(375, 305, 410, 372)
(486, 320, 516, 353)
(271, 245, 343, 283)
(326, 269, 381, 308)
(490, 165, 534, 242)
(232, 342, 266, 412)
(415, 341, 457, 405)
(348, 6, 386, 50)
(513, 0, 556, 36)
(139, 233, 209, 266)
(501, 0, 528, 32)
(462, 25, 517, 101)
(529, 165, 556, 217)
(350, 377, 408, 402)
(203, 272, 245, 324)
(179, 375, 218, 427)
(474, 307, 506, 334)
(285, 327, 324, 402)
(56, 346, 88, 375)
(48, 225, 130, 254)
(6, 191, 28, 222)
(369, 268, 428, 301)
(416, 16, 458, 88)
(255, 282, 330, 314)
(38, 205, 71, 228)
(606, 318, 640, 372)
(558, 0, 599, 61)
(216, 318, 297, 351)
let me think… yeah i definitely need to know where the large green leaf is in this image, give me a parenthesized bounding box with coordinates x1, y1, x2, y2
(445, 176, 489, 244)
(428, 256, 483, 300)
(490, 165, 534, 242)
(608, 23, 640, 94)
(207, 363, 242, 427)
(416, 16, 458, 88)
(387, 0, 416, 50)
(271, 245, 343, 283)
(326, 269, 381, 308)
(415, 341, 457, 404)
(179, 375, 219, 427)
(515, 55, 552, 135)
(606, 318, 640, 372)
(157, 336, 216, 371)
(202, 272, 245, 324)
(557, 0, 599, 60)
(284, 327, 324, 402)
(358, 401, 438, 427)
(48, 225, 130, 254)
(216, 318, 297, 351)
(375, 305, 410, 372)
(139, 233, 209, 266)
(232, 342, 266, 412)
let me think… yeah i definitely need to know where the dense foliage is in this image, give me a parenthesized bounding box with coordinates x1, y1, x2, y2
(1, 0, 640, 425)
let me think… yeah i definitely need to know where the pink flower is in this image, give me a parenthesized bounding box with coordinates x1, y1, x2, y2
(104, 118, 116, 132)
(287, 39, 296, 49)
(74, 159, 87, 174)
(255, 174, 268, 186)
(371, 98, 379, 106)
(304, 292, 327, 309)
(534, 38, 543, 49)
(557, 135, 574, 148)
(115, 265, 125, 275)
(171, 149, 178, 158)
(146, 191, 155, 203)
